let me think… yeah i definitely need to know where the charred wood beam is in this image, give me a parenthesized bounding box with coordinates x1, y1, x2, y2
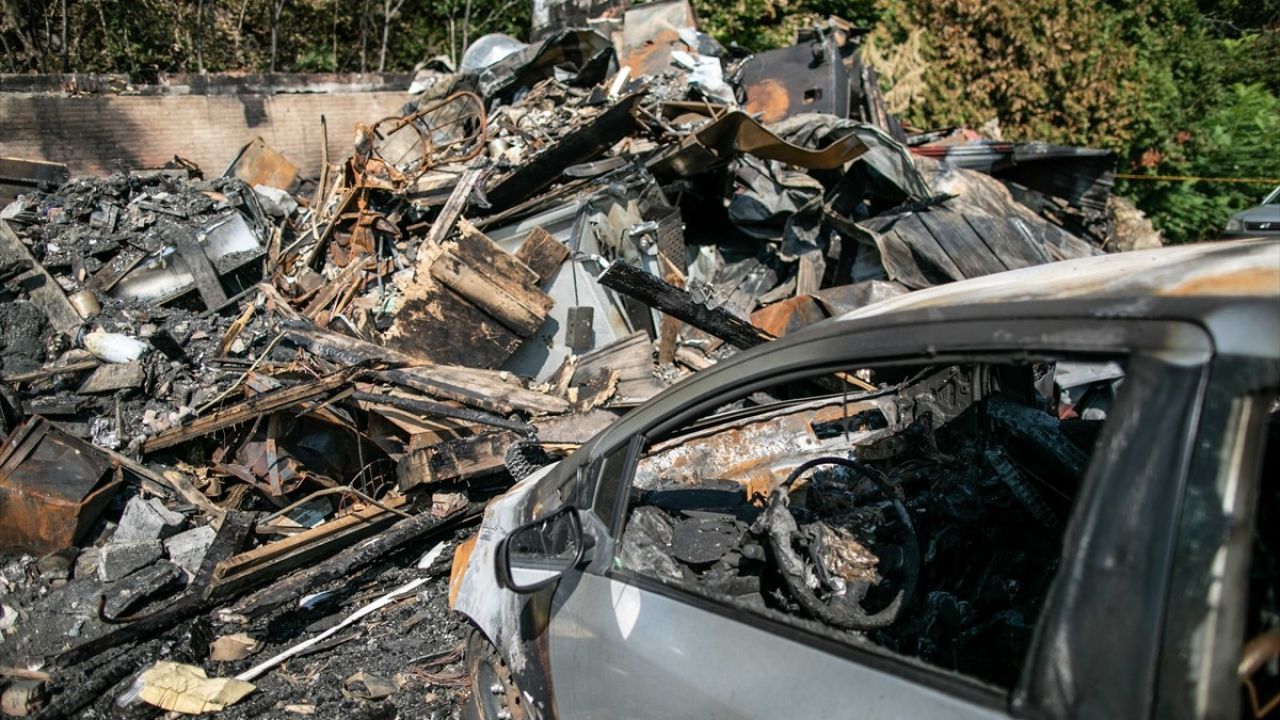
(596, 261, 774, 351)
(423, 162, 485, 248)
(228, 501, 481, 621)
(210, 496, 408, 599)
(351, 391, 533, 434)
(282, 322, 569, 415)
(2, 358, 99, 384)
(281, 320, 420, 367)
(36, 639, 165, 719)
(379, 367, 570, 416)
(173, 231, 229, 310)
(514, 226, 570, 284)
(398, 431, 518, 490)
(0, 220, 82, 334)
(483, 93, 644, 212)
(142, 368, 359, 452)
(99, 445, 224, 519)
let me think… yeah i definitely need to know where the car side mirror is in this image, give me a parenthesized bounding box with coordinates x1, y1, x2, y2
(498, 507, 584, 593)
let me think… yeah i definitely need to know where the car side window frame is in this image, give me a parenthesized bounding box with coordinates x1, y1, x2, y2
(579, 434, 646, 533)
(1152, 356, 1280, 720)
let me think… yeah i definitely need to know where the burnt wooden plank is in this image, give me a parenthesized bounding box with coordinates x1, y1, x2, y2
(398, 431, 518, 490)
(229, 501, 481, 620)
(384, 283, 523, 369)
(78, 361, 145, 394)
(422, 164, 485, 247)
(143, 369, 356, 452)
(0, 220, 82, 333)
(210, 498, 406, 598)
(514, 225, 570, 284)
(380, 367, 569, 416)
(455, 219, 540, 290)
(281, 322, 569, 415)
(352, 390, 533, 433)
(533, 408, 622, 444)
(86, 248, 145, 292)
(596, 261, 774, 350)
(4, 358, 99, 384)
(430, 250, 551, 337)
(573, 331, 663, 406)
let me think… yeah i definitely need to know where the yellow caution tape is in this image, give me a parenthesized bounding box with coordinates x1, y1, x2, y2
(1115, 173, 1280, 185)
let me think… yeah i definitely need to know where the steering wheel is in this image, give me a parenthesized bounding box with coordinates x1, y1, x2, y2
(757, 456, 920, 631)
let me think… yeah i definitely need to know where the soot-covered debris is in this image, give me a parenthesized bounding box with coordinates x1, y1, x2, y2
(0, 0, 1162, 715)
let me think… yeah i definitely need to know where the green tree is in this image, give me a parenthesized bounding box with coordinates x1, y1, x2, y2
(1121, 82, 1280, 241)
(859, 0, 1279, 242)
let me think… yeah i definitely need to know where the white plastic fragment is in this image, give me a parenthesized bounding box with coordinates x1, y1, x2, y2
(82, 329, 149, 363)
(416, 541, 449, 569)
(238, 577, 428, 683)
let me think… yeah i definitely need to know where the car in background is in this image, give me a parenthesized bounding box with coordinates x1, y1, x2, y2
(1225, 185, 1280, 236)
(449, 239, 1280, 720)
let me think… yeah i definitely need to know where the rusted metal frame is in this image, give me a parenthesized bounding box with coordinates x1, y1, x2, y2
(369, 92, 488, 182)
(0, 416, 119, 553)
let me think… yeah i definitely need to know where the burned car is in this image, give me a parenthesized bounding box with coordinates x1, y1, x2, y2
(448, 238, 1280, 720)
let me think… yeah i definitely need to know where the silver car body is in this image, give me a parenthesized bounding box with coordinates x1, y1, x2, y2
(450, 238, 1280, 719)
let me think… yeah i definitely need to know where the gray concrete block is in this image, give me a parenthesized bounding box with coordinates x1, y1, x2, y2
(97, 541, 162, 582)
(163, 525, 217, 580)
(112, 496, 186, 544)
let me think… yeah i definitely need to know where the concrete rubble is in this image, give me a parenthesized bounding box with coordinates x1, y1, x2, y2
(0, 1, 1163, 717)
(96, 541, 164, 583)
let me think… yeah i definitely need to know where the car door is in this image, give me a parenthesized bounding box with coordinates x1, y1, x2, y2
(541, 311, 1215, 720)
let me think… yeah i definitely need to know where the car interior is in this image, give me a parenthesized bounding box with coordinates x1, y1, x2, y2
(613, 358, 1121, 689)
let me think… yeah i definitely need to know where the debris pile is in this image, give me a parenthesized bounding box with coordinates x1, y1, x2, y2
(0, 0, 1146, 715)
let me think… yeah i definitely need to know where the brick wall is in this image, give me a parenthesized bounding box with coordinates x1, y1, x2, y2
(0, 91, 412, 178)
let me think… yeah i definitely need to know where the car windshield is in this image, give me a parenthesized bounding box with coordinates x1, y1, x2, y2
(1263, 186, 1280, 205)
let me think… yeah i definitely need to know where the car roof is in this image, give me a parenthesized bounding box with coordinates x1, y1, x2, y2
(838, 238, 1280, 321)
